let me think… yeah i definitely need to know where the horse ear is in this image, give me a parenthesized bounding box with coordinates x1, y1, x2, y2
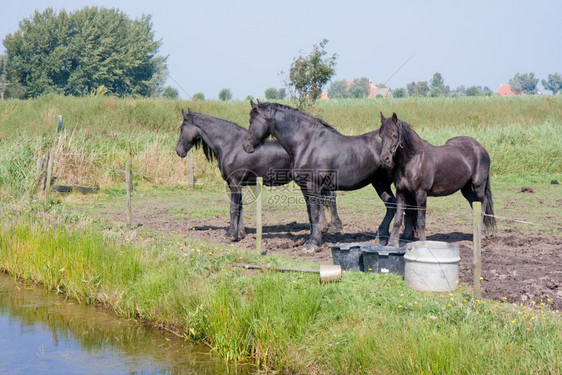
(380, 112, 385, 122)
(392, 112, 398, 124)
(182, 108, 188, 119)
(250, 100, 257, 109)
(188, 108, 193, 115)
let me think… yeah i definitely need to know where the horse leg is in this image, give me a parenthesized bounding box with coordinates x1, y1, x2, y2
(301, 189, 323, 253)
(317, 196, 329, 233)
(228, 185, 244, 241)
(387, 192, 406, 247)
(468, 177, 496, 232)
(461, 184, 475, 207)
(401, 197, 417, 241)
(326, 191, 343, 234)
(236, 193, 246, 240)
(414, 190, 428, 241)
(371, 181, 397, 245)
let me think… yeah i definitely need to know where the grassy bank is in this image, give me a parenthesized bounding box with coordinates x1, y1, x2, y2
(0, 205, 560, 374)
(0, 95, 561, 198)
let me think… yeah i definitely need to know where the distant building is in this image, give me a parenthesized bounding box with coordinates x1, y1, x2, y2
(368, 81, 393, 98)
(497, 83, 523, 96)
(321, 79, 393, 99)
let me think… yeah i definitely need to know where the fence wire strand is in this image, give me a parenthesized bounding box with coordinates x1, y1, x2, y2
(40, 148, 551, 228)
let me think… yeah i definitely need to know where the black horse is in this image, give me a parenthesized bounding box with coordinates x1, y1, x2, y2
(242, 101, 413, 252)
(175, 108, 342, 241)
(378, 112, 496, 246)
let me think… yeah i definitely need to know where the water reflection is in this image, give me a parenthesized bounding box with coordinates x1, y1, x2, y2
(0, 273, 252, 374)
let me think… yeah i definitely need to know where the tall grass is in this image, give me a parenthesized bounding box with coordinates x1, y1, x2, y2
(0, 207, 560, 373)
(1, 95, 561, 199)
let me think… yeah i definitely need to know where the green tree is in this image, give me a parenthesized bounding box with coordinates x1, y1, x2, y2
(416, 81, 430, 96)
(393, 87, 406, 98)
(0, 55, 6, 100)
(328, 79, 347, 99)
(2, 7, 167, 98)
(430, 72, 444, 96)
(218, 88, 232, 101)
(192, 92, 205, 101)
(406, 82, 417, 96)
(349, 77, 370, 98)
(509, 72, 539, 94)
(161, 86, 179, 99)
(465, 86, 481, 96)
(541, 73, 562, 95)
(286, 39, 337, 109)
(265, 87, 279, 100)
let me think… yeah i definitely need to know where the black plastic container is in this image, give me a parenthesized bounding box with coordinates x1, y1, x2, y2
(329, 243, 364, 271)
(361, 244, 406, 276)
(329, 243, 406, 275)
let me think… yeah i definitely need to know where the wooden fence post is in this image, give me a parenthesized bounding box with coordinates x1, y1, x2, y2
(472, 201, 483, 299)
(44, 150, 54, 204)
(188, 149, 194, 190)
(29, 156, 43, 200)
(125, 146, 133, 228)
(255, 177, 263, 255)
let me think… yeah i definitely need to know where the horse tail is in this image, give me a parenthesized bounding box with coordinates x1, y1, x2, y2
(483, 176, 496, 230)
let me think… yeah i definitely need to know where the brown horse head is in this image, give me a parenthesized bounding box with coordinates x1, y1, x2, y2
(379, 112, 402, 168)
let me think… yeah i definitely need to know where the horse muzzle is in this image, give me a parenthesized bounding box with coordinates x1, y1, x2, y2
(381, 153, 394, 168)
(175, 144, 188, 158)
(242, 138, 256, 154)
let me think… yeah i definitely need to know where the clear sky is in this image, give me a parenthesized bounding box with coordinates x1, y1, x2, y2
(1, 0, 560, 99)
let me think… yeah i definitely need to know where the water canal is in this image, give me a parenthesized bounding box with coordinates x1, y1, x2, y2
(0, 272, 253, 374)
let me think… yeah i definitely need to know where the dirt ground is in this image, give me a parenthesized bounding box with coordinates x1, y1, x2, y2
(119, 197, 561, 312)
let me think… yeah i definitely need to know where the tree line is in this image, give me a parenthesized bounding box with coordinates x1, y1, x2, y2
(2, 11, 561, 104)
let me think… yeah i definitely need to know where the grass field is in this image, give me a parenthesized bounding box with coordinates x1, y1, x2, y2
(0, 94, 560, 197)
(0, 95, 561, 373)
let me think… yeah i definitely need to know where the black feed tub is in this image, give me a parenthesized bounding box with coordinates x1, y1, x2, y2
(329, 243, 406, 276)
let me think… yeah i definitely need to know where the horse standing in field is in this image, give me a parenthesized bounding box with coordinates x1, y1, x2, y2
(242, 101, 415, 253)
(175, 108, 343, 241)
(378, 112, 496, 247)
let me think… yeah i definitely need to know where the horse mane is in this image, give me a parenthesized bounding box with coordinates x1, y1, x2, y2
(256, 102, 341, 134)
(395, 118, 433, 161)
(397, 119, 415, 150)
(187, 112, 227, 163)
(193, 111, 246, 131)
(192, 137, 215, 163)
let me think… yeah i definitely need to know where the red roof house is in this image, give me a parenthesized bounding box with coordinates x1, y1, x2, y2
(497, 83, 523, 96)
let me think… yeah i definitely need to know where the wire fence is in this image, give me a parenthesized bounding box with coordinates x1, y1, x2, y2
(36, 145, 548, 230)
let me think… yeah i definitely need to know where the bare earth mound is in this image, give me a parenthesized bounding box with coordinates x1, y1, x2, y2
(126, 204, 561, 311)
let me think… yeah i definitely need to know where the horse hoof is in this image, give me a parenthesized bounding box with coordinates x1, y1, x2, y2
(302, 243, 321, 254)
(383, 234, 400, 247)
(318, 223, 329, 233)
(378, 237, 389, 246)
(327, 224, 343, 234)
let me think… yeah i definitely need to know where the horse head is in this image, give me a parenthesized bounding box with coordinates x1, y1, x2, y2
(379, 112, 402, 168)
(175, 108, 201, 158)
(242, 100, 273, 154)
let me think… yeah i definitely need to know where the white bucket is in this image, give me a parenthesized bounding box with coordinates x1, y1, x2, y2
(404, 241, 460, 292)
